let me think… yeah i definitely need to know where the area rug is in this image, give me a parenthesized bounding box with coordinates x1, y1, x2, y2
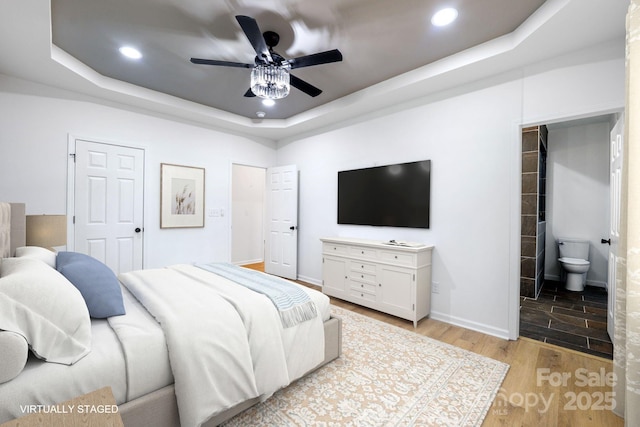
(223, 306, 509, 426)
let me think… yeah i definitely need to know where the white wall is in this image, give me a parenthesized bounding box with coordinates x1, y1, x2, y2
(231, 164, 265, 265)
(0, 46, 624, 340)
(545, 121, 611, 286)
(277, 53, 624, 338)
(0, 76, 277, 269)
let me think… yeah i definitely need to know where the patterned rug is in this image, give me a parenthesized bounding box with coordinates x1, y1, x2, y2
(223, 306, 509, 426)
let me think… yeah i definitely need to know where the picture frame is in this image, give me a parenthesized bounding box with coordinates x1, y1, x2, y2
(160, 163, 205, 228)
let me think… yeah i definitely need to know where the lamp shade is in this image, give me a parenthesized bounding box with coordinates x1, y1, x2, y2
(250, 64, 290, 99)
(26, 215, 67, 249)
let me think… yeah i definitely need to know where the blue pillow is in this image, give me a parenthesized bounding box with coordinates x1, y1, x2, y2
(56, 252, 125, 319)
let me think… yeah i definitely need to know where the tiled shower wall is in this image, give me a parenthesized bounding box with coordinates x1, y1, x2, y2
(521, 126, 547, 298)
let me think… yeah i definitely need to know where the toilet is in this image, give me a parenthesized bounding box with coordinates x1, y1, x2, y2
(557, 238, 590, 292)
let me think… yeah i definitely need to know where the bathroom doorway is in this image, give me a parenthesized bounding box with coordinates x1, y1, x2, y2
(518, 113, 621, 359)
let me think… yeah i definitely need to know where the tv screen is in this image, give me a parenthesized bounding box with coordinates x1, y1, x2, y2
(338, 160, 431, 228)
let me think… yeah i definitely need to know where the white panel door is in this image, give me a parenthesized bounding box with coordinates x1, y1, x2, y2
(608, 114, 624, 341)
(265, 165, 298, 279)
(74, 140, 144, 275)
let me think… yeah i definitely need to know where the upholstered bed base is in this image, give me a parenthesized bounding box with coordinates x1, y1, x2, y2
(119, 315, 342, 427)
(0, 203, 25, 258)
(1, 203, 342, 426)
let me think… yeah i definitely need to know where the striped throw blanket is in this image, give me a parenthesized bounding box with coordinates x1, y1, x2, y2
(196, 262, 317, 328)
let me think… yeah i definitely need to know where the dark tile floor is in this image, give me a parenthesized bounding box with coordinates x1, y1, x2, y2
(520, 280, 612, 359)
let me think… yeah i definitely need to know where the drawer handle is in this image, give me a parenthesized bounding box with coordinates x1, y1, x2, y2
(361, 274, 364, 278)
(361, 284, 364, 288)
(361, 293, 364, 297)
(395, 255, 398, 259)
(361, 251, 365, 254)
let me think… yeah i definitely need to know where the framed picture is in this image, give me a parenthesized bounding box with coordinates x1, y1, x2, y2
(160, 163, 205, 228)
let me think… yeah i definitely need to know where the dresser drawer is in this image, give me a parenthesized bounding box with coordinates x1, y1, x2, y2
(323, 243, 349, 255)
(380, 250, 415, 266)
(349, 246, 377, 259)
(350, 261, 377, 274)
(350, 288, 377, 302)
(351, 281, 377, 294)
(349, 271, 376, 284)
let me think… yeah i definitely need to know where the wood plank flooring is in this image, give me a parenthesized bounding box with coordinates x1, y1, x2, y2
(242, 263, 623, 427)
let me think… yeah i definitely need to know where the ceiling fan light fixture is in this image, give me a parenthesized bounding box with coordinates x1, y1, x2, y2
(250, 64, 290, 99)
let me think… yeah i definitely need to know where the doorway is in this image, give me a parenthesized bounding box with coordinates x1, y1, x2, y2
(231, 164, 300, 280)
(518, 114, 619, 359)
(231, 164, 266, 266)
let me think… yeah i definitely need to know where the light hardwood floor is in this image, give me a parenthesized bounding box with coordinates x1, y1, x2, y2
(243, 263, 623, 427)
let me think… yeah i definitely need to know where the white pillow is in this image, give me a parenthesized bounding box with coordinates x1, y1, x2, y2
(0, 257, 91, 365)
(0, 330, 28, 383)
(15, 246, 57, 268)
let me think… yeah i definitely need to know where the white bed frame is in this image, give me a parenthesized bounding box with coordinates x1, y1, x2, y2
(0, 202, 342, 426)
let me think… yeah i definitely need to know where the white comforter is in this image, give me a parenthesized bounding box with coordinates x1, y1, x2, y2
(119, 264, 325, 427)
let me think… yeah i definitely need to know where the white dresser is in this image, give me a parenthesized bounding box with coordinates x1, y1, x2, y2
(321, 237, 434, 327)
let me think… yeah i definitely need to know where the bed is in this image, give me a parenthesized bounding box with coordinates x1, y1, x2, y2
(0, 203, 342, 426)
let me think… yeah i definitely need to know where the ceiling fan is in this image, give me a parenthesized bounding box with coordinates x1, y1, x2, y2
(190, 15, 343, 99)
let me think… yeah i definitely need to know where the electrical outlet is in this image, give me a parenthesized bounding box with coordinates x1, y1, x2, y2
(432, 281, 440, 294)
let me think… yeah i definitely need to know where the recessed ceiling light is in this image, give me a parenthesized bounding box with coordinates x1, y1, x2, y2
(262, 99, 276, 107)
(431, 8, 458, 27)
(119, 46, 142, 59)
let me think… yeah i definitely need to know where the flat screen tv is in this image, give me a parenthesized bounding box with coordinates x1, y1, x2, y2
(338, 160, 431, 228)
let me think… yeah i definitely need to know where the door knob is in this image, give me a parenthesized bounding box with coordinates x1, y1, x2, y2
(601, 238, 611, 245)
(135, 227, 142, 233)
(289, 226, 297, 230)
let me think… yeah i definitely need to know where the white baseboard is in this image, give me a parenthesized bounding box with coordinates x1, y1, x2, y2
(297, 274, 322, 287)
(586, 280, 607, 288)
(233, 258, 263, 266)
(429, 311, 511, 340)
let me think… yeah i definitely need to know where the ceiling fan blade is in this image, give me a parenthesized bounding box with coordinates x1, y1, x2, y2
(235, 15, 273, 63)
(243, 88, 256, 97)
(288, 49, 343, 69)
(190, 58, 252, 68)
(290, 74, 322, 97)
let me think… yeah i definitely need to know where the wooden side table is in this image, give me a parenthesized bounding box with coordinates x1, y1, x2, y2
(0, 387, 124, 427)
